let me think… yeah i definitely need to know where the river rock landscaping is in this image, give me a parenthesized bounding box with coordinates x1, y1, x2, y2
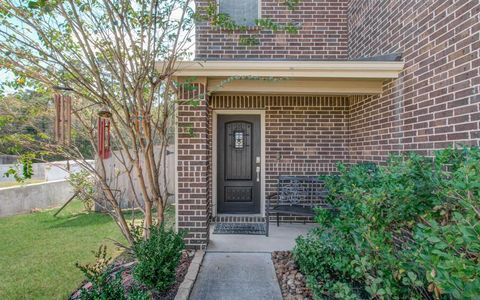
(272, 251, 312, 300)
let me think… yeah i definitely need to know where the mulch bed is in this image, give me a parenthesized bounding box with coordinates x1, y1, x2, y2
(272, 251, 312, 300)
(70, 250, 194, 300)
(153, 250, 193, 300)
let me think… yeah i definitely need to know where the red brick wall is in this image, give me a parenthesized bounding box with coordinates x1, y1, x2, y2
(348, 0, 480, 162)
(176, 83, 211, 248)
(265, 97, 349, 183)
(265, 97, 350, 222)
(195, 0, 348, 60)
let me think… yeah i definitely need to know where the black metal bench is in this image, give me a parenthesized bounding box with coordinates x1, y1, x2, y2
(265, 176, 330, 236)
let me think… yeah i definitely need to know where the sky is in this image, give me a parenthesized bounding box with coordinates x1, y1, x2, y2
(0, 1, 196, 96)
(0, 70, 14, 95)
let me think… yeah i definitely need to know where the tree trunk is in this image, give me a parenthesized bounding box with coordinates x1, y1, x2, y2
(156, 200, 164, 225)
(113, 204, 134, 245)
(144, 200, 153, 239)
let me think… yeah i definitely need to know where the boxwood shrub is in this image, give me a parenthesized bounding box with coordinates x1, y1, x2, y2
(132, 224, 185, 293)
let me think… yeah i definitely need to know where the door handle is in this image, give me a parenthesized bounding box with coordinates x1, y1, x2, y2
(256, 166, 260, 182)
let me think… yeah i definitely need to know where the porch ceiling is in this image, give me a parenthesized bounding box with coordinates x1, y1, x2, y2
(161, 60, 405, 95)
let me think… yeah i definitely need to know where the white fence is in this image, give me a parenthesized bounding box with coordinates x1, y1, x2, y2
(0, 160, 94, 182)
(98, 146, 175, 209)
(0, 180, 73, 217)
(0, 160, 93, 217)
(0, 150, 174, 216)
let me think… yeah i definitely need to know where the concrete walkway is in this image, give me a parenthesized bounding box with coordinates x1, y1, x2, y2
(189, 223, 315, 299)
(189, 252, 282, 300)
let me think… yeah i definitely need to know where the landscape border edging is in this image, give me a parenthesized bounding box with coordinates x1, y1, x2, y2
(174, 250, 205, 300)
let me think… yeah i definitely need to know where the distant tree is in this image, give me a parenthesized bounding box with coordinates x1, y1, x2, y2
(0, 86, 94, 159)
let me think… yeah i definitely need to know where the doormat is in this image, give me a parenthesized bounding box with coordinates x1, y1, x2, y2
(213, 223, 266, 235)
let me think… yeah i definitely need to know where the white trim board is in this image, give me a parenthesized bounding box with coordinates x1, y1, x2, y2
(159, 60, 405, 79)
(212, 110, 266, 217)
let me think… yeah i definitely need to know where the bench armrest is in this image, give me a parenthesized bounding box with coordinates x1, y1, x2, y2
(266, 193, 278, 210)
(266, 192, 278, 200)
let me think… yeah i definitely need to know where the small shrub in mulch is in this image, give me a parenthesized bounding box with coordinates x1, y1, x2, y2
(132, 225, 186, 294)
(70, 248, 194, 300)
(272, 251, 312, 300)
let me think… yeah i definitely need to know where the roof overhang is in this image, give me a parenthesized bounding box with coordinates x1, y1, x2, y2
(159, 60, 404, 95)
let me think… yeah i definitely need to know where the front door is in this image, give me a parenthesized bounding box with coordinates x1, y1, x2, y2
(217, 115, 261, 214)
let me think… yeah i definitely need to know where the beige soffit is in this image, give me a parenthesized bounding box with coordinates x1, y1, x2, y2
(206, 78, 384, 95)
(158, 60, 404, 95)
(161, 60, 405, 79)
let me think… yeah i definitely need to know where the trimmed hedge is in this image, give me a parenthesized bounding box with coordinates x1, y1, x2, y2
(132, 225, 185, 293)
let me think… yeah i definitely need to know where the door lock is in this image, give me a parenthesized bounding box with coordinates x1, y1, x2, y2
(256, 166, 260, 182)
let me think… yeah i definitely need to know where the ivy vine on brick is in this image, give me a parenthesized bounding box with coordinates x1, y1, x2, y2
(200, 0, 301, 47)
(284, 0, 300, 11)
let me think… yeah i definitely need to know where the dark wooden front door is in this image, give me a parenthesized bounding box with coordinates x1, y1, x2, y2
(217, 115, 261, 214)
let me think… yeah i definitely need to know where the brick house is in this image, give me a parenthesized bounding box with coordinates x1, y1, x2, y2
(172, 0, 480, 248)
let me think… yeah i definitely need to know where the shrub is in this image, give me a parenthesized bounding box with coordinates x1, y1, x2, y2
(76, 245, 125, 300)
(294, 148, 480, 299)
(411, 147, 480, 299)
(68, 170, 95, 211)
(132, 224, 185, 293)
(76, 245, 149, 300)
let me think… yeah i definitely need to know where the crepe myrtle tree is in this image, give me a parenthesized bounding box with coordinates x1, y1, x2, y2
(0, 0, 301, 244)
(0, 0, 199, 244)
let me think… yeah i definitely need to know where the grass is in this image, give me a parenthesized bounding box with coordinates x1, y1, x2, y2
(0, 200, 175, 300)
(0, 179, 45, 188)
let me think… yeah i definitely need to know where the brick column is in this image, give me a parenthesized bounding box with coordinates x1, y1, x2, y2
(176, 82, 210, 249)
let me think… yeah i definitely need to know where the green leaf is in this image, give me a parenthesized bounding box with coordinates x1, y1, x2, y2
(28, 1, 40, 9)
(407, 271, 417, 282)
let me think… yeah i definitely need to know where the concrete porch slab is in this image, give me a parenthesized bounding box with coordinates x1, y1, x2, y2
(207, 223, 316, 252)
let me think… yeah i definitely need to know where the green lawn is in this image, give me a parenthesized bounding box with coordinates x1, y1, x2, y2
(0, 201, 175, 300)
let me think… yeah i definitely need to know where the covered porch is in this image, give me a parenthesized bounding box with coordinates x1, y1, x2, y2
(170, 60, 404, 248)
(207, 223, 317, 252)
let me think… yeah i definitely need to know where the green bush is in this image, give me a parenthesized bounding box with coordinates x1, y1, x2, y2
(68, 170, 95, 211)
(76, 245, 149, 300)
(294, 147, 480, 299)
(411, 148, 480, 299)
(132, 224, 185, 293)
